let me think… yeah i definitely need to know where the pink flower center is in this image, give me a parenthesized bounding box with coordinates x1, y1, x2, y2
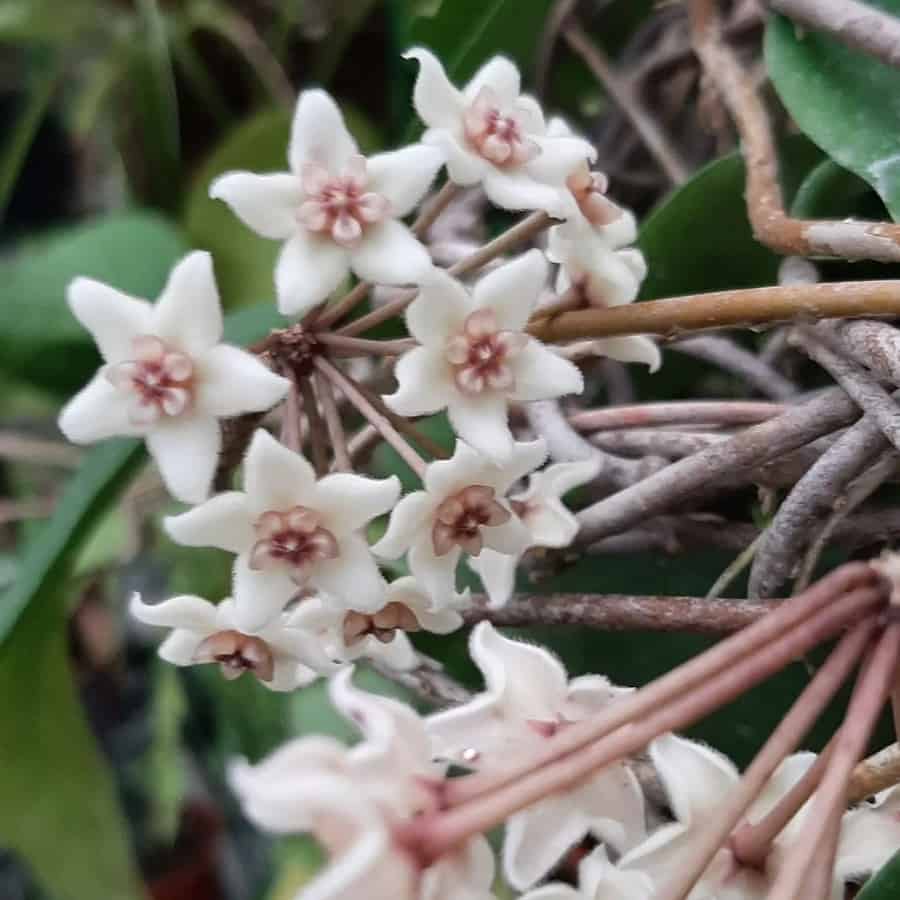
(526, 715, 571, 739)
(342, 602, 421, 646)
(105, 335, 194, 425)
(250, 506, 339, 581)
(432, 484, 511, 556)
(193, 630, 275, 682)
(445, 308, 529, 394)
(463, 86, 540, 168)
(566, 166, 623, 228)
(297, 155, 390, 248)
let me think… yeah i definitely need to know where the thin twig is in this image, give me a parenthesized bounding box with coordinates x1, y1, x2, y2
(298, 377, 329, 477)
(706, 533, 765, 599)
(315, 372, 351, 472)
(848, 742, 900, 803)
(689, 0, 900, 263)
(568, 400, 786, 430)
(317, 333, 416, 357)
(588, 428, 727, 458)
(0, 432, 81, 468)
(833, 318, 900, 385)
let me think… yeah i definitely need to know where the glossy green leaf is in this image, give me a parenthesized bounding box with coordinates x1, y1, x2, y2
(766, 1, 900, 220)
(858, 848, 900, 899)
(0, 211, 187, 395)
(0, 0, 94, 44)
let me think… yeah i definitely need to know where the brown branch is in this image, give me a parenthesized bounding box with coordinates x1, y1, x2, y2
(688, 0, 900, 263)
(315, 372, 351, 471)
(833, 319, 900, 385)
(569, 400, 786, 430)
(298, 377, 329, 477)
(527, 281, 900, 343)
(767, 0, 900, 70)
(848, 742, 900, 803)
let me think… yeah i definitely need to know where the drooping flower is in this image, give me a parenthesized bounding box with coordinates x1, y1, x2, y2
(290, 577, 466, 671)
(210, 90, 443, 316)
(165, 428, 400, 631)
(372, 440, 545, 605)
(130, 593, 335, 691)
(407, 48, 594, 217)
(384, 252, 583, 462)
(58, 252, 290, 503)
(230, 668, 498, 900)
(427, 623, 646, 890)
(469, 458, 600, 608)
(546, 223, 660, 372)
(518, 846, 653, 900)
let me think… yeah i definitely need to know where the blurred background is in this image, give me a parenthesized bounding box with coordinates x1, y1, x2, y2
(1, 1, 897, 898)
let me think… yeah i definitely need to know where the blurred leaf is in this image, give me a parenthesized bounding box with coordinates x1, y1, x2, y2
(313, 0, 380, 83)
(0, 0, 94, 43)
(264, 837, 325, 900)
(184, 106, 381, 308)
(790, 158, 885, 219)
(766, 2, 900, 220)
(73, 507, 129, 577)
(0, 211, 187, 395)
(858, 849, 900, 899)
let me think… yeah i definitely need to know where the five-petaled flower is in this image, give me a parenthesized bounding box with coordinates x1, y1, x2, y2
(372, 439, 546, 605)
(384, 251, 583, 462)
(210, 89, 444, 316)
(407, 48, 594, 217)
(165, 428, 400, 632)
(58, 251, 290, 503)
(130, 592, 336, 691)
(428, 623, 646, 890)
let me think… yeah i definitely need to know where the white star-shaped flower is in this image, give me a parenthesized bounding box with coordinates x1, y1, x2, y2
(58, 252, 290, 504)
(546, 223, 660, 372)
(427, 623, 646, 891)
(469, 458, 599, 608)
(372, 439, 546, 606)
(518, 846, 653, 900)
(231, 668, 498, 900)
(407, 48, 594, 217)
(211, 89, 444, 316)
(130, 592, 335, 691)
(384, 251, 583, 462)
(290, 577, 466, 672)
(165, 428, 400, 632)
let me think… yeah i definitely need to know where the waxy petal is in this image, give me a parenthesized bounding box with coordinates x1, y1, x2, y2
(195, 344, 290, 417)
(209, 171, 302, 240)
(405, 269, 471, 345)
(313, 534, 387, 612)
(472, 249, 546, 331)
(288, 89, 358, 172)
(146, 414, 221, 505)
(244, 429, 317, 516)
(350, 220, 434, 286)
(469, 547, 518, 609)
(313, 472, 401, 535)
(589, 336, 662, 372)
(58, 373, 144, 443)
(366, 145, 445, 218)
(371, 491, 435, 559)
(382, 346, 456, 417)
(130, 592, 219, 634)
(165, 491, 254, 554)
(447, 392, 514, 463)
(232, 553, 298, 632)
(275, 232, 350, 317)
(509, 342, 584, 402)
(463, 55, 521, 106)
(405, 47, 465, 131)
(482, 169, 570, 217)
(408, 536, 460, 607)
(423, 129, 487, 185)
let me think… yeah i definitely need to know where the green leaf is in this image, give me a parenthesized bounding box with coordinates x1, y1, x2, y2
(184, 106, 381, 309)
(0, 211, 188, 396)
(790, 158, 886, 220)
(766, 2, 900, 220)
(0, 0, 95, 44)
(858, 848, 900, 899)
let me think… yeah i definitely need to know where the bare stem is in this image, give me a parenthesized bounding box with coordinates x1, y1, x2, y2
(315, 372, 351, 472)
(848, 741, 900, 802)
(317, 333, 417, 357)
(279, 382, 303, 453)
(298, 377, 329, 477)
(568, 401, 786, 430)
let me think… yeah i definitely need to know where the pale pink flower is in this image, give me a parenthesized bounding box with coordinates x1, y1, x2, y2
(211, 89, 443, 316)
(58, 252, 289, 503)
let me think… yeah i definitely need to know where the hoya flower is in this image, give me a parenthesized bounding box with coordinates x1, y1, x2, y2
(211, 90, 443, 316)
(372, 439, 545, 605)
(469, 458, 600, 608)
(385, 251, 583, 462)
(231, 669, 497, 900)
(428, 623, 646, 890)
(130, 593, 335, 691)
(518, 847, 653, 900)
(291, 577, 466, 671)
(545, 224, 660, 372)
(165, 428, 400, 632)
(58, 252, 289, 503)
(407, 48, 594, 217)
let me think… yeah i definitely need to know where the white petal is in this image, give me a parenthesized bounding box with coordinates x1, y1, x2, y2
(195, 344, 290, 417)
(504, 796, 591, 890)
(313, 472, 400, 535)
(447, 393, 514, 463)
(371, 491, 434, 559)
(463, 55, 521, 106)
(472, 249, 546, 331)
(404, 47, 465, 130)
(369, 632, 418, 670)
(366, 145, 445, 218)
(164, 492, 254, 553)
(382, 346, 455, 417)
(157, 629, 205, 665)
(581, 764, 647, 851)
(313, 534, 386, 611)
(427, 691, 505, 765)
(232, 553, 298, 632)
(565, 675, 629, 718)
(836, 786, 900, 882)
(523, 497, 578, 548)
(58, 373, 142, 444)
(423, 129, 486, 185)
(515, 886, 581, 900)
(527, 136, 597, 184)
(482, 169, 569, 217)
(649, 733, 738, 826)
(748, 752, 817, 826)
(268, 658, 319, 692)
(405, 269, 471, 345)
(600, 212, 639, 250)
(130, 592, 218, 633)
(146, 414, 221, 504)
(580, 846, 655, 900)
(497, 438, 550, 491)
(288, 89, 358, 172)
(510, 342, 584, 402)
(67, 278, 153, 364)
(209, 171, 301, 240)
(481, 514, 531, 555)
(538, 458, 602, 498)
(244, 428, 317, 515)
(350, 220, 434, 287)
(469, 548, 518, 609)
(152, 252, 223, 355)
(422, 439, 492, 498)
(275, 232, 350, 317)
(590, 336, 662, 372)
(408, 535, 460, 606)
